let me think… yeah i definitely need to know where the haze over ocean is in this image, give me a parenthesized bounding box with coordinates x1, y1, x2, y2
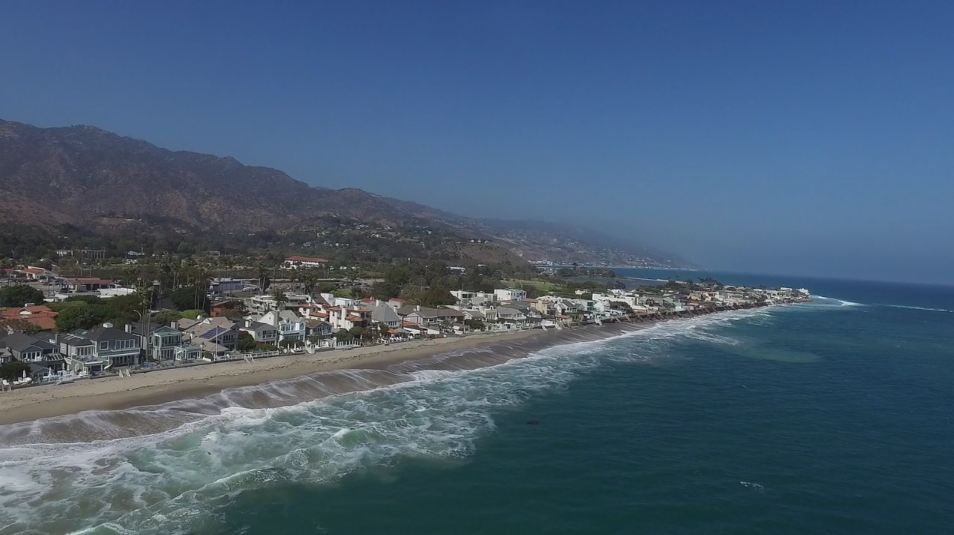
(1, 271, 950, 533)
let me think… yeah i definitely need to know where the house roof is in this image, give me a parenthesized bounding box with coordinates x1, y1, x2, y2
(255, 310, 302, 325)
(285, 256, 329, 263)
(0, 333, 54, 352)
(199, 326, 230, 340)
(496, 307, 525, 317)
(245, 321, 277, 332)
(311, 294, 332, 307)
(370, 302, 401, 324)
(129, 323, 180, 336)
(397, 305, 465, 319)
(197, 340, 228, 353)
(59, 333, 93, 346)
(0, 306, 58, 331)
(463, 309, 486, 320)
(180, 317, 236, 335)
(84, 326, 137, 342)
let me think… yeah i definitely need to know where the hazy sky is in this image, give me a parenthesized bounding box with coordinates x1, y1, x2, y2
(2, 1, 953, 284)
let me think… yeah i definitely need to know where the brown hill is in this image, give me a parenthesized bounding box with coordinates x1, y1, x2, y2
(0, 119, 687, 267)
(0, 119, 426, 231)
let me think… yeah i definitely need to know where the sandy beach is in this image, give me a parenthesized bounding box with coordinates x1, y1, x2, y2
(0, 328, 567, 425)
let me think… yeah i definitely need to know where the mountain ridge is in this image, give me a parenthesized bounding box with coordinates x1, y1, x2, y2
(0, 118, 688, 267)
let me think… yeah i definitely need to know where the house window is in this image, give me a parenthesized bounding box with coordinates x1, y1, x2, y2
(100, 342, 108, 350)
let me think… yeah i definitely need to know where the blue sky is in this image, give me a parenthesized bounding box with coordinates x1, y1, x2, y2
(2, 1, 953, 284)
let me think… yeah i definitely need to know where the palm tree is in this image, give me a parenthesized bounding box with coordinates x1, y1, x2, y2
(272, 289, 288, 311)
(299, 271, 320, 296)
(257, 264, 271, 292)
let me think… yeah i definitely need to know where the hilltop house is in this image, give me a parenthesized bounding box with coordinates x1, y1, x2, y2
(283, 256, 328, 269)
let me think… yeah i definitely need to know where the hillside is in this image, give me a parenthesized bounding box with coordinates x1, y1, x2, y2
(0, 119, 688, 267)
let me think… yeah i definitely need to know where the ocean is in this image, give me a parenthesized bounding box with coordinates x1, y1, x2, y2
(1, 271, 952, 534)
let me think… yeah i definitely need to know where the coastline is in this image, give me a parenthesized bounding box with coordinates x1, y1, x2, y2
(0, 304, 782, 430)
(0, 327, 584, 426)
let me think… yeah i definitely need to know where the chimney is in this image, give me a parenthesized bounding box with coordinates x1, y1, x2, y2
(171, 322, 176, 329)
(415, 305, 421, 311)
(124, 324, 132, 333)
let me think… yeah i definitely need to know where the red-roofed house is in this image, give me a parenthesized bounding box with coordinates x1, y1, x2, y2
(283, 256, 329, 269)
(19, 266, 52, 280)
(0, 305, 59, 331)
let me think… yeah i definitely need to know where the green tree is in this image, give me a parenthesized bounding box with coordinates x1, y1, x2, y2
(335, 329, 354, 343)
(272, 289, 288, 310)
(237, 331, 258, 351)
(298, 271, 321, 296)
(0, 285, 45, 307)
(464, 319, 485, 331)
(257, 265, 271, 292)
(0, 361, 32, 381)
(152, 309, 181, 327)
(55, 302, 112, 331)
(169, 285, 208, 312)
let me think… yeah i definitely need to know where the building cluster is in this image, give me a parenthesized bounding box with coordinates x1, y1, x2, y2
(2, 266, 138, 301)
(1, 261, 810, 387)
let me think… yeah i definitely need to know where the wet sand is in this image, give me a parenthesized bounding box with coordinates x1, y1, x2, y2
(0, 327, 618, 425)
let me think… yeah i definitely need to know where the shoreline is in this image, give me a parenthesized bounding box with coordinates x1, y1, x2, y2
(0, 305, 779, 429)
(0, 328, 573, 425)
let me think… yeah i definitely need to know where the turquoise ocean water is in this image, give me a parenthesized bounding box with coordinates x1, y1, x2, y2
(0, 270, 951, 533)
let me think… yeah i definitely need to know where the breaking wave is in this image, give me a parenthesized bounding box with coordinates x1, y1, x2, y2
(0, 308, 784, 534)
(812, 295, 864, 307)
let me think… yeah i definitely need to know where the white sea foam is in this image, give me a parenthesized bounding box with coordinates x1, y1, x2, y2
(879, 304, 952, 313)
(739, 480, 766, 492)
(811, 295, 864, 307)
(0, 307, 779, 534)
